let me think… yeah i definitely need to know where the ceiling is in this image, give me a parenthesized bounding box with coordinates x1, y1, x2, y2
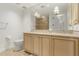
(16, 3, 68, 17)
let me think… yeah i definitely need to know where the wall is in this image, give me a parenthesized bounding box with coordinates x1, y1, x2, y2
(23, 8, 35, 32)
(0, 4, 23, 52)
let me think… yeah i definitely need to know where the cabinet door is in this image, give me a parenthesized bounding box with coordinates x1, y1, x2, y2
(24, 34, 29, 52)
(54, 38, 75, 56)
(33, 35, 42, 55)
(50, 38, 54, 56)
(24, 34, 33, 53)
(42, 36, 51, 56)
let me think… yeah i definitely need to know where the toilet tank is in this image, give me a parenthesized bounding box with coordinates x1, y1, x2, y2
(14, 40, 23, 51)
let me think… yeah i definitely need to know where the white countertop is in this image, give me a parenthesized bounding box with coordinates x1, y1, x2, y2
(24, 30, 79, 38)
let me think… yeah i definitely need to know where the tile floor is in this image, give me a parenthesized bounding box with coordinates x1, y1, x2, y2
(0, 49, 33, 56)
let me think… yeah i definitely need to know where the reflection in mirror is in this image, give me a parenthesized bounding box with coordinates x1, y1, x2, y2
(49, 5, 67, 32)
(33, 3, 79, 33)
(35, 16, 49, 30)
(49, 14, 65, 32)
(67, 3, 79, 32)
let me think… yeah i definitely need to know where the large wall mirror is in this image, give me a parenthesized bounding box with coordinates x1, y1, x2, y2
(33, 3, 79, 33)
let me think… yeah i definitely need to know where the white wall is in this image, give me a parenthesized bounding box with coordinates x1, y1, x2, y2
(0, 4, 23, 52)
(23, 9, 35, 32)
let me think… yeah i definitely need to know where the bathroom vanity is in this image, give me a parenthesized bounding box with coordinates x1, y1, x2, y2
(24, 31, 79, 56)
(24, 3, 79, 56)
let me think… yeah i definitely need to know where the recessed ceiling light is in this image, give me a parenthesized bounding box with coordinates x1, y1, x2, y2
(22, 6, 26, 9)
(40, 4, 50, 8)
(16, 3, 20, 5)
(40, 5, 45, 8)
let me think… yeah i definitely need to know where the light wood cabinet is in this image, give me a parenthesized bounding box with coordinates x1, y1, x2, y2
(24, 33, 79, 56)
(24, 34, 34, 53)
(33, 35, 42, 55)
(54, 37, 75, 56)
(50, 38, 54, 56)
(42, 36, 51, 56)
(33, 35, 51, 56)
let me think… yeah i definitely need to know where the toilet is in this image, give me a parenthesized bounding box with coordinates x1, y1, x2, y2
(5, 35, 14, 50)
(5, 35, 23, 51)
(14, 40, 23, 51)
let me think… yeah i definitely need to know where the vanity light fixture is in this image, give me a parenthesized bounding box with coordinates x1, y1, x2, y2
(53, 6, 64, 23)
(53, 6, 60, 15)
(53, 6, 64, 16)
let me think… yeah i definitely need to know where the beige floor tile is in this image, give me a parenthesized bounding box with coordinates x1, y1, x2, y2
(0, 49, 30, 56)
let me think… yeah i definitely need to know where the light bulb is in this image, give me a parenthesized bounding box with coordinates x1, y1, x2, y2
(54, 6, 59, 14)
(34, 12, 40, 18)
